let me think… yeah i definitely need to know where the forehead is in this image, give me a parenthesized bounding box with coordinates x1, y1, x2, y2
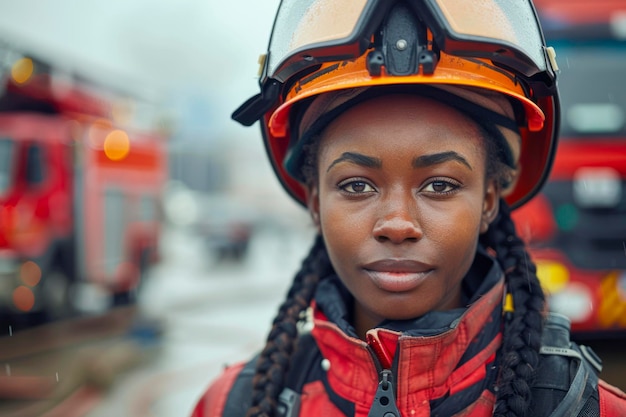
(317, 94, 487, 159)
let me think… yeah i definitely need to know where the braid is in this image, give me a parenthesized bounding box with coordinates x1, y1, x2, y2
(480, 200, 546, 417)
(246, 234, 332, 417)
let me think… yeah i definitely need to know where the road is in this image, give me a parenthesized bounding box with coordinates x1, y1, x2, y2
(1, 223, 625, 417)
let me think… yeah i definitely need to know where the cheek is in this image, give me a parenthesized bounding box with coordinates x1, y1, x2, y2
(320, 201, 361, 244)
(423, 201, 482, 249)
(318, 198, 374, 268)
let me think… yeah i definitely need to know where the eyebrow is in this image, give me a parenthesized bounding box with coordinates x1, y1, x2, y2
(412, 151, 472, 170)
(327, 152, 382, 172)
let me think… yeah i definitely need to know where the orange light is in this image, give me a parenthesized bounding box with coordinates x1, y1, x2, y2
(103, 129, 130, 161)
(598, 272, 626, 328)
(20, 261, 42, 287)
(13, 286, 35, 312)
(11, 58, 34, 84)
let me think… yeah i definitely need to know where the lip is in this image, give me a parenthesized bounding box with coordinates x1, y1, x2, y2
(363, 259, 433, 293)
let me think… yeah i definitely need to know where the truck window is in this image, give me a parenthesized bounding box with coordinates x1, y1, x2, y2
(0, 138, 15, 195)
(556, 40, 626, 138)
(25, 143, 45, 185)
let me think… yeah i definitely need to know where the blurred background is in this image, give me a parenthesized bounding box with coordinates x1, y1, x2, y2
(0, 0, 625, 416)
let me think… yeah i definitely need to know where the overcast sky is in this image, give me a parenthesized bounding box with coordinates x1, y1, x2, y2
(0, 0, 280, 139)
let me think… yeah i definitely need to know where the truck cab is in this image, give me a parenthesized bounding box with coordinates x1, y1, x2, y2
(514, 0, 626, 336)
(0, 49, 167, 321)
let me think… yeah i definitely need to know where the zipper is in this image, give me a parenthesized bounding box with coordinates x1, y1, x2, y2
(366, 345, 401, 417)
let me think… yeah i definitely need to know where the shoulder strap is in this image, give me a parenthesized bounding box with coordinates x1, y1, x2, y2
(531, 313, 601, 417)
(222, 333, 320, 417)
(222, 353, 258, 417)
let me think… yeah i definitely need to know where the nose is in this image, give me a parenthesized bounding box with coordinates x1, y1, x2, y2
(372, 196, 422, 244)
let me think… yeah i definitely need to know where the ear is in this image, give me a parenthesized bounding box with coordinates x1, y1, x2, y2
(306, 184, 321, 231)
(480, 180, 500, 233)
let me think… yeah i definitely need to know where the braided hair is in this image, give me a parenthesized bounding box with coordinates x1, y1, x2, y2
(481, 201, 546, 417)
(245, 234, 332, 417)
(245, 119, 546, 417)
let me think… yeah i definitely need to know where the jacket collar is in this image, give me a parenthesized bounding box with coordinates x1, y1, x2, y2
(310, 249, 504, 415)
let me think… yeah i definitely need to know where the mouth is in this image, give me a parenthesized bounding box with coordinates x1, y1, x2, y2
(363, 259, 433, 293)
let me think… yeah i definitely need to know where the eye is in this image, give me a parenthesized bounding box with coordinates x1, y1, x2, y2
(338, 179, 376, 194)
(421, 179, 460, 194)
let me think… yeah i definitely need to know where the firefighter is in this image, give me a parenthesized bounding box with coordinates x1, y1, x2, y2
(192, 0, 626, 416)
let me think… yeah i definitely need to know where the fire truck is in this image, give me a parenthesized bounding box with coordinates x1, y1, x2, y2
(513, 0, 626, 337)
(0, 47, 167, 319)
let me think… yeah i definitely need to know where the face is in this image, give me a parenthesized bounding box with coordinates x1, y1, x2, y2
(307, 94, 499, 336)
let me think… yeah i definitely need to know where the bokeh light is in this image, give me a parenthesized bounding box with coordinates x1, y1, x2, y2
(555, 203, 579, 231)
(103, 129, 130, 161)
(12, 285, 35, 312)
(19, 260, 42, 287)
(11, 57, 34, 84)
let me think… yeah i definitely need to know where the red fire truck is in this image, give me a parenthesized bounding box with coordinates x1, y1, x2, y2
(514, 0, 626, 337)
(0, 48, 167, 319)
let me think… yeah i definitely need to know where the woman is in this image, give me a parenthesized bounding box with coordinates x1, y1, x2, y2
(193, 1, 626, 416)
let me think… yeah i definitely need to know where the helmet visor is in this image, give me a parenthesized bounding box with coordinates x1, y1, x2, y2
(265, 0, 549, 83)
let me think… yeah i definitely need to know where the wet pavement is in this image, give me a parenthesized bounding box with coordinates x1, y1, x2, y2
(0, 306, 149, 417)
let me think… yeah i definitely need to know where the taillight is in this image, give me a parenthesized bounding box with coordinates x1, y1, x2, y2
(512, 194, 557, 244)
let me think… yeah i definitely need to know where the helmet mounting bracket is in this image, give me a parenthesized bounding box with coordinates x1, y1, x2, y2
(366, 2, 437, 76)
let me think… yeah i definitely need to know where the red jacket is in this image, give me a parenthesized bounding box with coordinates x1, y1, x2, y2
(193, 278, 626, 417)
(297, 279, 504, 417)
